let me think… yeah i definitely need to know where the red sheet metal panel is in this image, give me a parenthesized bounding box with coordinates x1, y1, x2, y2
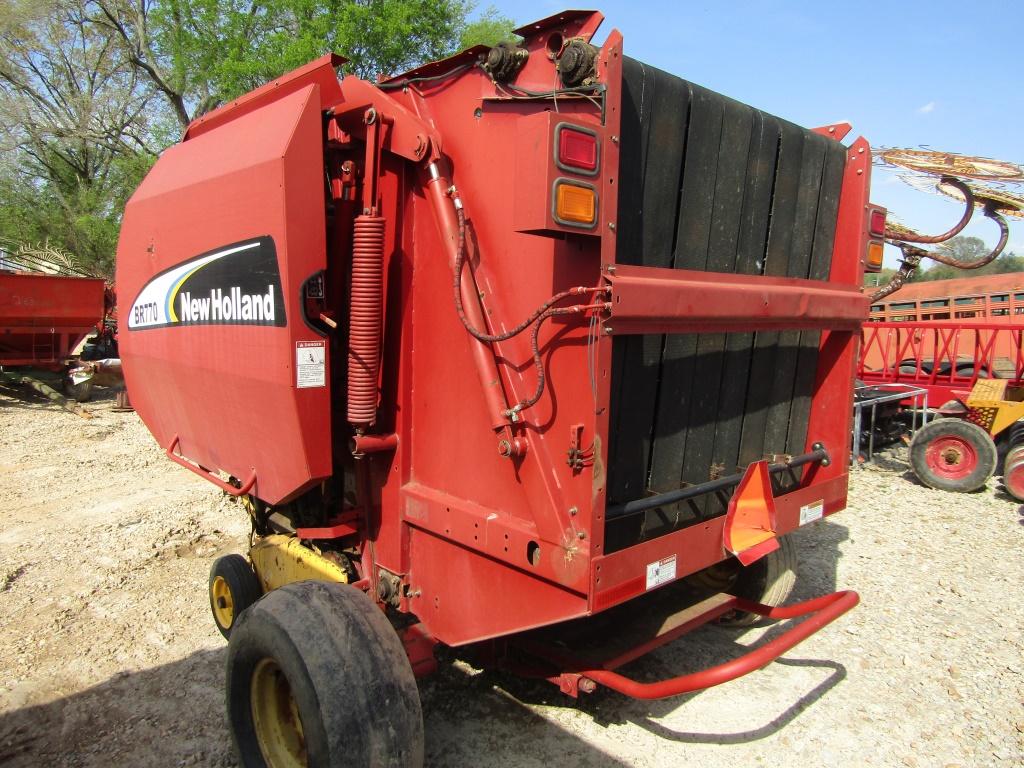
(0, 272, 105, 366)
(116, 84, 331, 505)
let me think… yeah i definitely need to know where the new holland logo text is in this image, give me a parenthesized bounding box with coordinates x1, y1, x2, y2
(179, 286, 275, 323)
(127, 237, 286, 330)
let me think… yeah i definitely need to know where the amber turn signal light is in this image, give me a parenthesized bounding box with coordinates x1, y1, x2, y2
(866, 240, 884, 272)
(554, 181, 597, 227)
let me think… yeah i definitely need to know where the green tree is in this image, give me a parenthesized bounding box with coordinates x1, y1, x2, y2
(0, 0, 155, 275)
(909, 236, 1021, 282)
(863, 267, 896, 288)
(90, 0, 515, 130)
(1, 0, 509, 274)
(459, 5, 517, 49)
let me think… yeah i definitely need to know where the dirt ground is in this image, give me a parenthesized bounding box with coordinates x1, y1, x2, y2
(1, 390, 1022, 767)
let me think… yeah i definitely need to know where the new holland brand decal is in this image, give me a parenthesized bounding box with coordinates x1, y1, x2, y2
(127, 237, 286, 330)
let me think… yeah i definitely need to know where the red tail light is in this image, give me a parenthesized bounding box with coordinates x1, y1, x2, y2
(556, 124, 599, 174)
(869, 208, 886, 237)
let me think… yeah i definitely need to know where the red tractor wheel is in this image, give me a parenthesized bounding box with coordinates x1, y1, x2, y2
(909, 418, 997, 493)
(1002, 445, 1024, 501)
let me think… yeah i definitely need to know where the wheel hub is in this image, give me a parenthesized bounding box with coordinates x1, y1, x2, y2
(925, 435, 978, 479)
(251, 658, 307, 768)
(211, 575, 234, 629)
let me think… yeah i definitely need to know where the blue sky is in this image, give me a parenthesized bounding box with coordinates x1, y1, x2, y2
(487, 1, 1023, 263)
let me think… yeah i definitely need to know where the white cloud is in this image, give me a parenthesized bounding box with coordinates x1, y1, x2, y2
(917, 101, 936, 114)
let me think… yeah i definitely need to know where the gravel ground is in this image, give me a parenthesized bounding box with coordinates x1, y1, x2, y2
(0, 389, 1021, 767)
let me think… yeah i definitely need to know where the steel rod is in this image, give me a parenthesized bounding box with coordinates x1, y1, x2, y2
(605, 447, 829, 520)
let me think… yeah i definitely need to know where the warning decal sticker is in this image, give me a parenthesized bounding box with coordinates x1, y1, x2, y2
(645, 554, 677, 591)
(296, 340, 326, 388)
(799, 500, 825, 526)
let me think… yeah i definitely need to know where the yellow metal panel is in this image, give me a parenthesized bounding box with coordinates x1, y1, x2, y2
(249, 534, 349, 593)
(989, 402, 1024, 437)
(965, 379, 1024, 437)
(967, 379, 1007, 404)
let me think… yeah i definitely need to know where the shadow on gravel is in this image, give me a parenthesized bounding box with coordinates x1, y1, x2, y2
(0, 648, 234, 768)
(858, 452, 909, 473)
(0, 385, 47, 410)
(0, 645, 632, 768)
(0, 520, 850, 767)
(0, 380, 120, 410)
(617, 657, 846, 745)
(455, 517, 851, 752)
(422, 661, 633, 767)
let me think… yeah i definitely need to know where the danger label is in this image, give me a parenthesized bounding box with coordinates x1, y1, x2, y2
(645, 554, 677, 591)
(296, 341, 326, 388)
(799, 500, 824, 526)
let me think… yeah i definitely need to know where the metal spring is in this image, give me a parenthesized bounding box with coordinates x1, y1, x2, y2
(347, 214, 386, 427)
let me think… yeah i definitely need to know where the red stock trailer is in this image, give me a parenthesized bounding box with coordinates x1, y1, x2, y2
(116, 10, 877, 766)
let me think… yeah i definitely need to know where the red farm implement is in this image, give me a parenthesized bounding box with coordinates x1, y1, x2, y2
(858, 320, 1024, 405)
(859, 321, 1024, 497)
(0, 271, 106, 369)
(116, 10, 875, 766)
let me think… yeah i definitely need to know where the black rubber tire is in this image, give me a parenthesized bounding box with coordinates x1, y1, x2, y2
(909, 418, 997, 493)
(688, 536, 798, 627)
(955, 364, 988, 379)
(209, 554, 262, 640)
(63, 379, 93, 403)
(226, 581, 424, 768)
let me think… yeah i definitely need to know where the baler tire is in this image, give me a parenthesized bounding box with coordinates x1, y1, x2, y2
(909, 418, 997, 493)
(722, 536, 797, 627)
(688, 537, 797, 627)
(226, 581, 424, 768)
(209, 555, 262, 640)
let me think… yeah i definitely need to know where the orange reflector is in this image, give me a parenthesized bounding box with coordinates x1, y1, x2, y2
(723, 460, 779, 567)
(554, 181, 596, 226)
(866, 240, 884, 271)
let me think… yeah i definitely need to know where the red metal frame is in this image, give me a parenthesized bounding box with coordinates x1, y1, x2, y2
(859, 321, 1024, 404)
(515, 589, 858, 699)
(607, 265, 866, 333)
(119, 9, 871, 699)
(578, 591, 859, 698)
(166, 436, 256, 496)
(868, 273, 1024, 322)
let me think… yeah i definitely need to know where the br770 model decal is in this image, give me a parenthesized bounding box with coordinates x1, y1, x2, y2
(127, 237, 286, 330)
